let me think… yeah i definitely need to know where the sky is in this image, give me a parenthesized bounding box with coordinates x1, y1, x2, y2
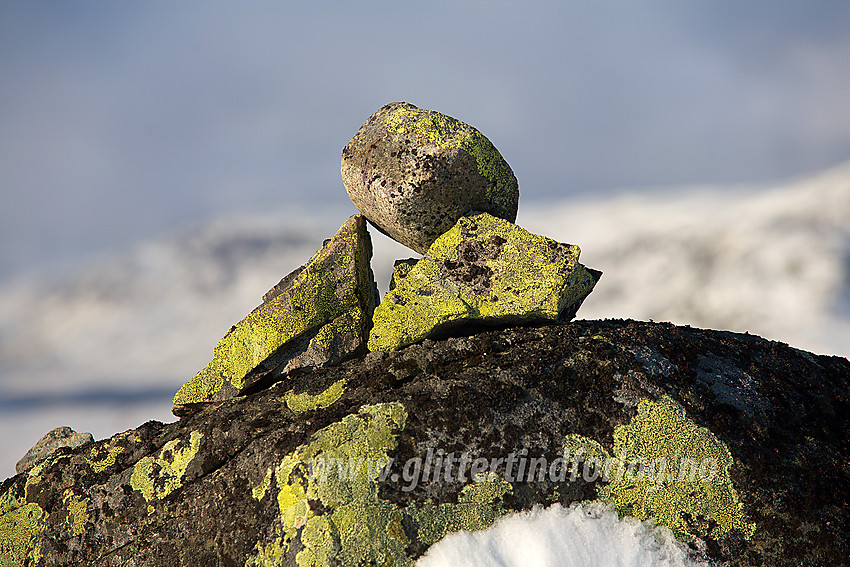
(2, 1, 850, 281)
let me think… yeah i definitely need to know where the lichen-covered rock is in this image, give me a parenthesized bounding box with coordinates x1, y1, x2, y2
(388, 258, 418, 292)
(566, 395, 756, 542)
(341, 102, 519, 253)
(172, 214, 379, 407)
(15, 426, 94, 475)
(1, 320, 847, 566)
(368, 212, 600, 351)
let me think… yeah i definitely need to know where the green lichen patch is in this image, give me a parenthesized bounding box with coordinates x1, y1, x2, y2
(249, 402, 408, 566)
(0, 464, 49, 566)
(130, 430, 204, 506)
(383, 104, 518, 214)
(388, 259, 418, 292)
(411, 475, 512, 547)
(283, 378, 347, 414)
(248, 402, 512, 567)
(368, 212, 600, 351)
(564, 395, 756, 543)
(247, 536, 287, 567)
(87, 443, 125, 474)
(563, 433, 610, 467)
(252, 467, 275, 501)
(0, 501, 45, 567)
(311, 309, 364, 353)
(601, 395, 756, 541)
(173, 214, 378, 405)
(62, 490, 89, 537)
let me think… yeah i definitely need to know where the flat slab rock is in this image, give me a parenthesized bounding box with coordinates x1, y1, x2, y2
(341, 101, 519, 254)
(368, 211, 600, 351)
(2, 320, 848, 566)
(172, 214, 378, 407)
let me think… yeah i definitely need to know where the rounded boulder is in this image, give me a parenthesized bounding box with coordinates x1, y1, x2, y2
(341, 102, 519, 253)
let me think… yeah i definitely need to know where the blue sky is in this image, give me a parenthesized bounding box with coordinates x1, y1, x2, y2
(2, 1, 849, 280)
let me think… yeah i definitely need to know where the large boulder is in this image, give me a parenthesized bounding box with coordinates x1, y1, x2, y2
(368, 212, 600, 351)
(171, 214, 379, 408)
(341, 102, 519, 253)
(2, 320, 848, 566)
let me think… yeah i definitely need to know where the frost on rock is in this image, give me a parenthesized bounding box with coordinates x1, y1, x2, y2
(368, 212, 600, 351)
(172, 214, 379, 406)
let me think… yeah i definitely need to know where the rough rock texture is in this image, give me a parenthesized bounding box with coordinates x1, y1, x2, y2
(341, 102, 519, 254)
(172, 214, 379, 407)
(15, 427, 94, 475)
(368, 212, 600, 351)
(386, 258, 418, 294)
(2, 320, 848, 566)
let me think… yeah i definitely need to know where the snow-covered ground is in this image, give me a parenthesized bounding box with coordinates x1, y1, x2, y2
(1, 162, 848, 480)
(418, 502, 710, 567)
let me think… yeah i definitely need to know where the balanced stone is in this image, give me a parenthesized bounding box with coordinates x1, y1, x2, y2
(368, 212, 600, 351)
(341, 102, 519, 254)
(172, 214, 379, 407)
(16, 426, 94, 475)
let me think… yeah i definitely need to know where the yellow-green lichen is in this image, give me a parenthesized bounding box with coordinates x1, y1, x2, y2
(87, 443, 125, 473)
(247, 537, 288, 567)
(563, 433, 609, 467)
(312, 309, 363, 351)
(564, 395, 756, 542)
(0, 463, 48, 566)
(368, 212, 598, 351)
(246, 402, 511, 567)
(62, 490, 89, 537)
(388, 259, 418, 292)
(283, 378, 347, 414)
(412, 474, 512, 547)
(174, 215, 374, 405)
(0, 502, 44, 567)
(384, 104, 518, 214)
(253, 467, 275, 501)
(130, 430, 204, 506)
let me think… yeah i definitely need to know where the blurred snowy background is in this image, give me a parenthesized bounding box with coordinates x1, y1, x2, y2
(2, 2, 849, 479)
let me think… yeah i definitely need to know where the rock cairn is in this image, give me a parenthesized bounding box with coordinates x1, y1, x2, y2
(5, 103, 849, 567)
(168, 101, 599, 407)
(9, 100, 599, 472)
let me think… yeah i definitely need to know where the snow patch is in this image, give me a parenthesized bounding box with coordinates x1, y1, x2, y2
(417, 502, 711, 567)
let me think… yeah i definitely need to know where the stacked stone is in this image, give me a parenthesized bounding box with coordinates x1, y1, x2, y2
(342, 102, 600, 351)
(170, 102, 599, 408)
(171, 215, 379, 408)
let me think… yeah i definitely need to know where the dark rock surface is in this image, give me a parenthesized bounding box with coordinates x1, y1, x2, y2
(2, 320, 848, 566)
